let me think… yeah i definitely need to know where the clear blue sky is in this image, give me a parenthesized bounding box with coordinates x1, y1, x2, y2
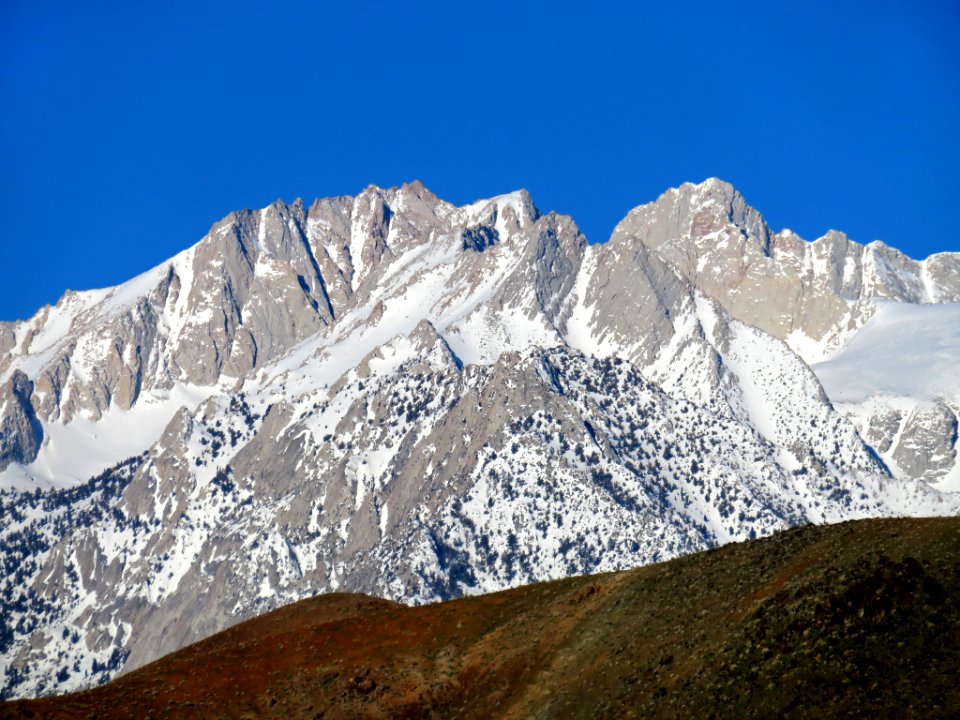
(2, 1, 958, 321)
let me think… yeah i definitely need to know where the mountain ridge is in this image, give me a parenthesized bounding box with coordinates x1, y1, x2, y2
(0, 179, 957, 699)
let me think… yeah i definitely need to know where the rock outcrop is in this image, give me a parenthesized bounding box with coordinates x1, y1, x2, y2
(0, 371, 42, 470)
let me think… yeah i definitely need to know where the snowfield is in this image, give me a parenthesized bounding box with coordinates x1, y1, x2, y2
(812, 301, 960, 404)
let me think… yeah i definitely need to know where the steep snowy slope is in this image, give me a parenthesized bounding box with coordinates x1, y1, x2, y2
(813, 302, 960, 491)
(0, 183, 558, 489)
(814, 302, 960, 404)
(0, 179, 957, 699)
(608, 179, 960, 489)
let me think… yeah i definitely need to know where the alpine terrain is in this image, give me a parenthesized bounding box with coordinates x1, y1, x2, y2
(5, 517, 958, 719)
(0, 179, 957, 698)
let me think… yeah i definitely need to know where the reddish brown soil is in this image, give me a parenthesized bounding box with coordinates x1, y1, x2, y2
(4, 517, 959, 719)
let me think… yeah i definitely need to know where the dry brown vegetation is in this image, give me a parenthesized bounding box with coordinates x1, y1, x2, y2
(4, 516, 958, 719)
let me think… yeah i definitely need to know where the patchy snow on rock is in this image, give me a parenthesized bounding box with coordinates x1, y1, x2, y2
(1, 179, 958, 701)
(0, 383, 216, 491)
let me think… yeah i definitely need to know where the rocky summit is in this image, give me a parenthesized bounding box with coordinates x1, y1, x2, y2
(0, 179, 958, 699)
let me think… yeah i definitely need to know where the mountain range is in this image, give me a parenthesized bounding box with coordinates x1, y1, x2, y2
(0, 178, 958, 698)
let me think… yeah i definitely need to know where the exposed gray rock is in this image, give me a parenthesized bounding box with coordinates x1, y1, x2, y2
(612, 178, 960, 358)
(0, 371, 42, 471)
(891, 401, 958, 482)
(0, 323, 15, 359)
(863, 406, 903, 455)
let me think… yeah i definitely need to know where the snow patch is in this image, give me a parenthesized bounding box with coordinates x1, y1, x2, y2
(812, 302, 960, 404)
(0, 383, 216, 491)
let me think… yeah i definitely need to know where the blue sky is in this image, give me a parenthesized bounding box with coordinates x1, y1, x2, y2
(2, 1, 958, 321)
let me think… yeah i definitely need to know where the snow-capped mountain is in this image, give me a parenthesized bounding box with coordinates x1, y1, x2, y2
(1, 179, 957, 698)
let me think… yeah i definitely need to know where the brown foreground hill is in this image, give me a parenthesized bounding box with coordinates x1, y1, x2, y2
(3, 516, 958, 719)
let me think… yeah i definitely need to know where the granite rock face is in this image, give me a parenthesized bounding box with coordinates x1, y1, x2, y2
(891, 401, 958, 481)
(609, 179, 960, 490)
(0, 371, 42, 469)
(853, 398, 960, 485)
(0, 179, 957, 699)
(612, 179, 960, 360)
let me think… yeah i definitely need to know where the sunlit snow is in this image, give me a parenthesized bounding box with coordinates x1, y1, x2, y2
(812, 301, 960, 404)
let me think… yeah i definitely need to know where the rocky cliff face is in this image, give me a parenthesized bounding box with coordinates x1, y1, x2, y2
(610, 179, 960, 490)
(612, 179, 960, 360)
(0, 372, 42, 469)
(0, 179, 957, 699)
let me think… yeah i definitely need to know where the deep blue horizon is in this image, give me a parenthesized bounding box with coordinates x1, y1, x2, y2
(2, 1, 958, 322)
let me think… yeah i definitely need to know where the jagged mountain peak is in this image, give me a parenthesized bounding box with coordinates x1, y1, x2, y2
(816, 227, 851, 243)
(675, 176, 741, 206)
(462, 187, 539, 220)
(351, 319, 464, 384)
(601, 178, 960, 363)
(613, 177, 772, 255)
(0, 183, 563, 432)
(0, 179, 958, 700)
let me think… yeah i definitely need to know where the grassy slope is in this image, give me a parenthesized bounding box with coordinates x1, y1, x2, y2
(3, 516, 958, 719)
